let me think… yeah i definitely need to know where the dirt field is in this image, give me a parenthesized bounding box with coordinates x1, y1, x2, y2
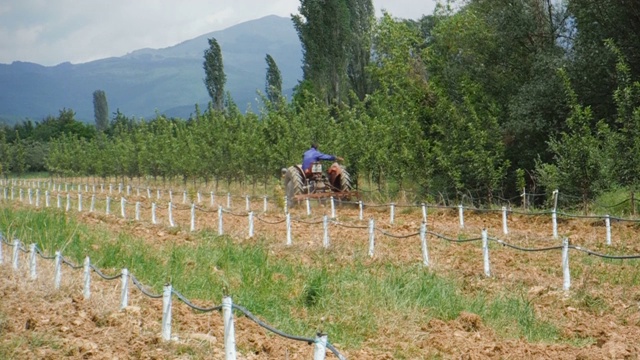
(2, 188, 640, 359)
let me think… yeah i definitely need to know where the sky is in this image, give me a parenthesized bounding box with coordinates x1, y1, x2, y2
(0, 0, 438, 66)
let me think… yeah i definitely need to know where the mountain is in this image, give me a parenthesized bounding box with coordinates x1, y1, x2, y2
(0, 15, 302, 124)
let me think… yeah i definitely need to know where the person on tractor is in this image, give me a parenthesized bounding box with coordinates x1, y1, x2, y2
(302, 143, 343, 177)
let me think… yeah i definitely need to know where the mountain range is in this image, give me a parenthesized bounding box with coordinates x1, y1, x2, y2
(0, 15, 303, 124)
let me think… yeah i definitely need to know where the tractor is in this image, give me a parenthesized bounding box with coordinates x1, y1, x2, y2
(282, 161, 354, 208)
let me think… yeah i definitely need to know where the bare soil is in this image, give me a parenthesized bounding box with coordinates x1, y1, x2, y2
(2, 191, 640, 359)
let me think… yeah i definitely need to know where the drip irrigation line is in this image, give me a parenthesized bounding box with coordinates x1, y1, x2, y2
(292, 217, 325, 225)
(172, 289, 222, 312)
(222, 209, 249, 217)
(331, 221, 368, 229)
(489, 239, 564, 252)
(35, 247, 56, 260)
(596, 198, 631, 209)
(426, 231, 483, 243)
(557, 212, 606, 220)
(231, 303, 316, 344)
(255, 216, 286, 225)
(195, 206, 218, 213)
(60, 256, 82, 269)
(609, 216, 640, 223)
(89, 264, 122, 281)
(569, 245, 640, 260)
(375, 228, 420, 239)
(131, 275, 163, 299)
(507, 209, 552, 216)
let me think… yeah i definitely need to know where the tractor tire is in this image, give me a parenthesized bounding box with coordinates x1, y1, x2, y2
(335, 165, 352, 193)
(283, 166, 304, 209)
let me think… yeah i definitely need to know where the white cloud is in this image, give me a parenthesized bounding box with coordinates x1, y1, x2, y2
(0, 0, 436, 66)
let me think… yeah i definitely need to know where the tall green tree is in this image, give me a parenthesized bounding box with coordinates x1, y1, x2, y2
(346, 0, 375, 101)
(265, 54, 283, 104)
(293, 0, 373, 105)
(535, 70, 614, 210)
(203, 38, 226, 111)
(608, 41, 640, 196)
(568, 0, 640, 123)
(93, 90, 109, 132)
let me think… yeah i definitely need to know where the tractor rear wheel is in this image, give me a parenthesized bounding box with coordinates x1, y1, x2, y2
(334, 165, 352, 192)
(283, 166, 304, 209)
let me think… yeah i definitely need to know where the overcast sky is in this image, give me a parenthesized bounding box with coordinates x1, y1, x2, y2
(0, 0, 437, 66)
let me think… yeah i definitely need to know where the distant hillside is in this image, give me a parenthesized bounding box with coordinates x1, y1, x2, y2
(0, 15, 302, 123)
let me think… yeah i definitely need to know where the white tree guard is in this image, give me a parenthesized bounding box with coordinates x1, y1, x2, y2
(190, 204, 196, 232)
(90, 194, 95, 212)
(421, 222, 429, 267)
(263, 196, 268, 212)
(459, 204, 464, 229)
(168, 202, 175, 227)
(482, 229, 490, 277)
(502, 206, 508, 235)
(54, 250, 61, 288)
(106, 197, 111, 215)
(83, 257, 91, 300)
(222, 297, 237, 360)
(323, 215, 330, 248)
(562, 238, 570, 291)
(12, 239, 20, 271)
(306, 198, 311, 216)
(245, 195, 250, 212)
(552, 209, 558, 239)
(135, 202, 140, 221)
(120, 268, 129, 309)
(421, 203, 427, 223)
(121, 197, 126, 219)
(390, 203, 395, 225)
(313, 334, 327, 360)
(227, 193, 231, 208)
(359, 201, 363, 221)
(162, 284, 173, 341)
(78, 193, 82, 212)
(152, 203, 157, 225)
(65, 193, 70, 212)
(248, 212, 254, 238)
(330, 197, 335, 218)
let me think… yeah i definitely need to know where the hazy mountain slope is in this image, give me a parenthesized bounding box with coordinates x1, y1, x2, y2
(0, 15, 302, 123)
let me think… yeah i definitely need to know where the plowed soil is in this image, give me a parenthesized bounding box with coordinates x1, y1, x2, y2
(2, 187, 640, 359)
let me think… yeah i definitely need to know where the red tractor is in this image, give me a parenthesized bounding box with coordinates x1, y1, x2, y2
(282, 161, 354, 208)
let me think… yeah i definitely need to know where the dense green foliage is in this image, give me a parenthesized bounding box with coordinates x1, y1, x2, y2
(203, 38, 226, 111)
(264, 54, 283, 105)
(92, 90, 109, 132)
(5, 0, 640, 206)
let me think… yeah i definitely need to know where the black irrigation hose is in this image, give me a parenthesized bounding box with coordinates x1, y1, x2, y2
(557, 212, 605, 220)
(331, 221, 368, 229)
(426, 231, 483, 243)
(293, 217, 325, 225)
(375, 228, 420, 239)
(131, 275, 163, 299)
(89, 264, 122, 281)
(489, 239, 564, 252)
(231, 303, 317, 344)
(508, 209, 552, 216)
(256, 216, 286, 225)
(35, 247, 56, 260)
(60, 256, 82, 270)
(569, 245, 640, 260)
(195, 206, 218, 213)
(172, 289, 222, 312)
(222, 209, 249, 217)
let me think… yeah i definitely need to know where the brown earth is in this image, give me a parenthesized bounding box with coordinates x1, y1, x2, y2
(2, 187, 640, 359)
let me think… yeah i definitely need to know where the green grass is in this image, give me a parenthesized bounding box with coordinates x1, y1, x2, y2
(0, 206, 562, 350)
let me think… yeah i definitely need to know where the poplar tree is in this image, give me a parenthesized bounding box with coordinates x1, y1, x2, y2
(293, 0, 373, 105)
(265, 54, 283, 104)
(203, 38, 226, 111)
(93, 90, 109, 132)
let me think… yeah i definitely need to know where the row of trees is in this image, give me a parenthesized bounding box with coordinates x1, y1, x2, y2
(4, 0, 640, 208)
